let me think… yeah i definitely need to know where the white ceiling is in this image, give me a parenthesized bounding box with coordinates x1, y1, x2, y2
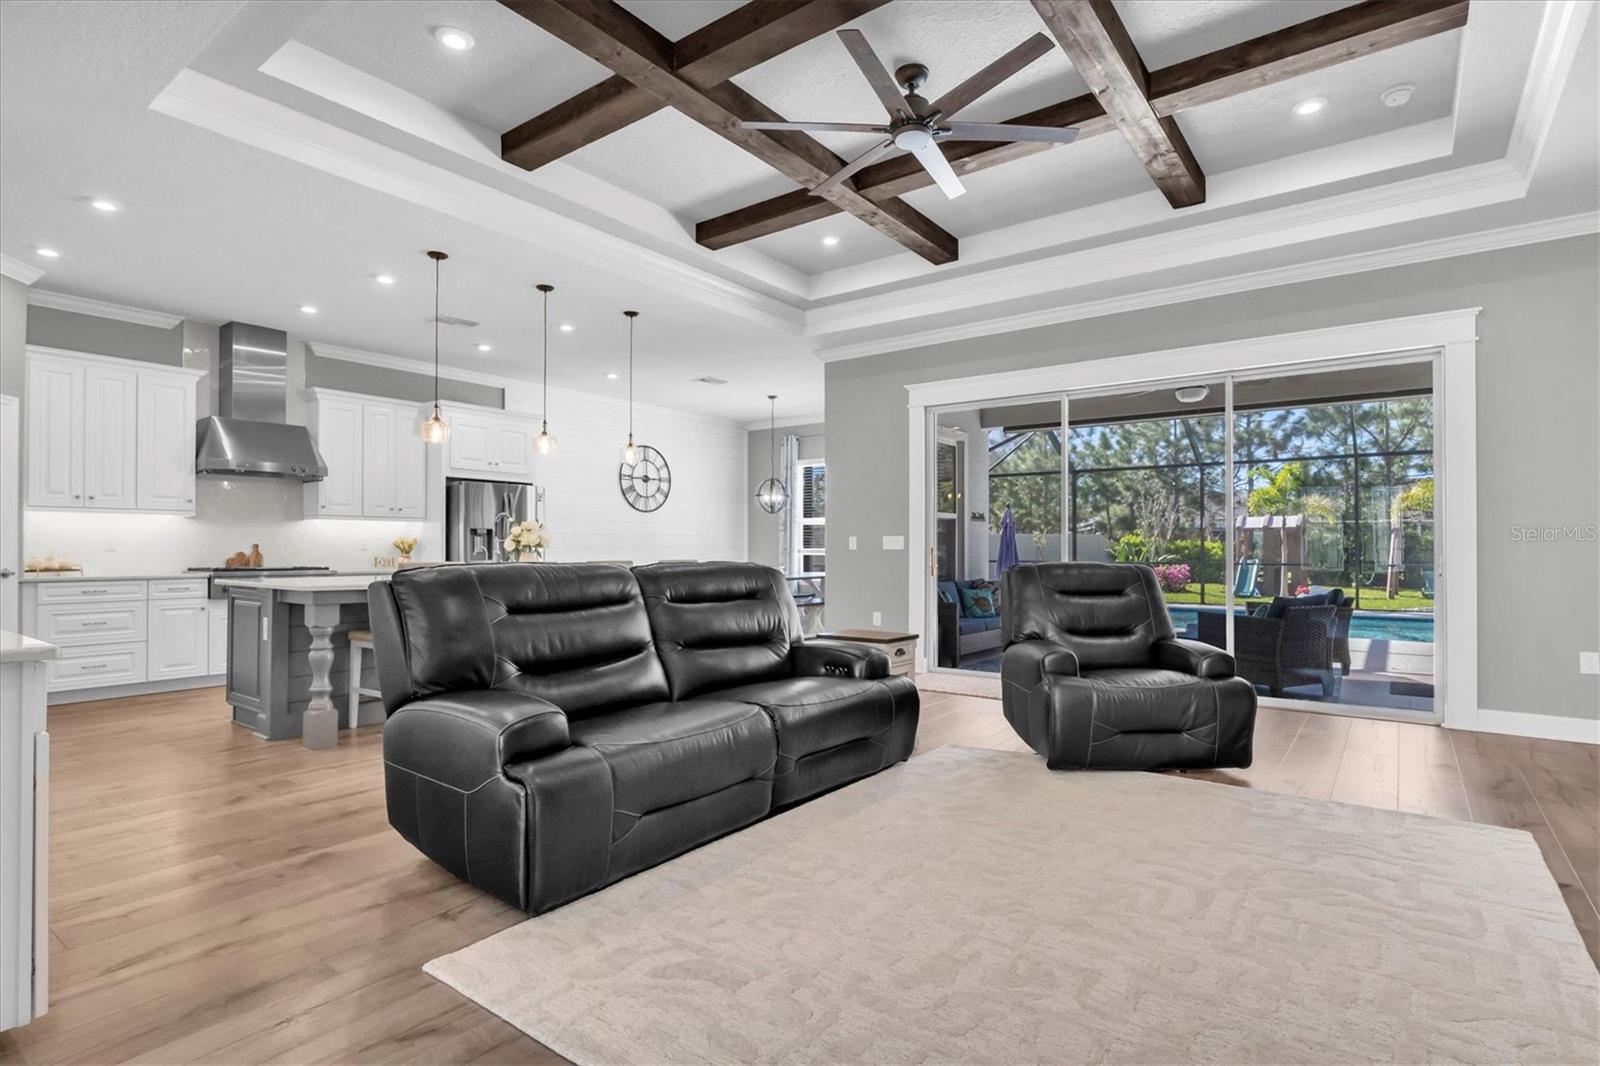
(1, 0, 1594, 423)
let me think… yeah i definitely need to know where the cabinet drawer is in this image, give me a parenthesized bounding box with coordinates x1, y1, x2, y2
(34, 580, 146, 603)
(35, 602, 148, 646)
(48, 642, 147, 690)
(148, 578, 208, 599)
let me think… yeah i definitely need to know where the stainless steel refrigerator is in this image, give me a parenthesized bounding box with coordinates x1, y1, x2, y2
(446, 479, 531, 562)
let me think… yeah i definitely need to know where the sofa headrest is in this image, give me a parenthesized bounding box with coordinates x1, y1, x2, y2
(1001, 562, 1175, 669)
(634, 561, 801, 699)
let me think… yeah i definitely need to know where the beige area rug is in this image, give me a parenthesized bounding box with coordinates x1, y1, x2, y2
(426, 747, 1600, 1065)
(914, 671, 1001, 699)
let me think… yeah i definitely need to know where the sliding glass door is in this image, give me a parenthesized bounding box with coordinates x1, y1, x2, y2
(924, 356, 1438, 720)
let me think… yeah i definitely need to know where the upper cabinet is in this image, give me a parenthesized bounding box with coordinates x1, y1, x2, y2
(25, 349, 202, 515)
(442, 405, 534, 482)
(303, 389, 428, 519)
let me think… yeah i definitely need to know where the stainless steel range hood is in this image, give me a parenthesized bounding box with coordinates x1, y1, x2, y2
(195, 322, 326, 481)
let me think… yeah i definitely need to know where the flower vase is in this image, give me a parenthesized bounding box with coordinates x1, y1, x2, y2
(517, 549, 544, 563)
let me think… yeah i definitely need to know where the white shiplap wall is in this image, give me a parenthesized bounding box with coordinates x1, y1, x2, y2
(509, 383, 748, 565)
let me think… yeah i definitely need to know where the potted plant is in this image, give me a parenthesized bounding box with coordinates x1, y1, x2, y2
(503, 520, 550, 562)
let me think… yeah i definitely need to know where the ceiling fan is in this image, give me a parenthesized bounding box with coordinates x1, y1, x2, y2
(741, 29, 1077, 201)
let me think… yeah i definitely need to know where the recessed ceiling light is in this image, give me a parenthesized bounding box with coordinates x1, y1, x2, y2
(434, 26, 474, 51)
(375, 274, 395, 286)
(477, 343, 492, 352)
(90, 199, 120, 213)
(1292, 97, 1327, 117)
(820, 235, 840, 246)
(559, 323, 575, 332)
(605, 372, 619, 380)
(1381, 84, 1415, 109)
(300, 305, 318, 314)
(36, 247, 60, 258)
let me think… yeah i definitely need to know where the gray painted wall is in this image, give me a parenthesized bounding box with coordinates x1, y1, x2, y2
(747, 421, 824, 569)
(0, 275, 26, 397)
(26, 304, 181, 364)
(825, 236, 1600, 723)
(304, 353, 503, 409)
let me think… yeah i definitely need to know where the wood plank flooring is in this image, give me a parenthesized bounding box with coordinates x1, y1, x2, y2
(2, 686, 1595, 1064)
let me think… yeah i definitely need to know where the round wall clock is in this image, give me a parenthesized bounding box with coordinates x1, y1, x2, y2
(618, 444, 671, 512)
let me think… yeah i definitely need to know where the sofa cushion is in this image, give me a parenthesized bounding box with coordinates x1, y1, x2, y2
(701, 675, 916, 805)
(936, 581, 959, 606)
(958, 616, 1002, 636)
(567, 699, 775, 828)
(634, 561, 802, 699)
(959, 583, 999, 618)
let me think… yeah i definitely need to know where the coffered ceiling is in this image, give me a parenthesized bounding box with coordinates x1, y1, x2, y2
(1, 1, 1594, 422)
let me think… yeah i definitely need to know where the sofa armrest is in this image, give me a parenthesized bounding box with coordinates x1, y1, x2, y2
(384, 689, 569, 791)
(791, 640, 891, 680)
(1153, 638, 1236, 679)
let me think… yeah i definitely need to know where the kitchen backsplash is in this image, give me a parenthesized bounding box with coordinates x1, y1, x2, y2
(23, 476, 433, 574)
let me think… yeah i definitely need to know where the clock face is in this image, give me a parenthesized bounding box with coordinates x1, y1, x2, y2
(618, 445, 671, 512)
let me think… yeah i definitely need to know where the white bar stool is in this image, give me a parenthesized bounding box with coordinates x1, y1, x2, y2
(346, 629, 382, 730)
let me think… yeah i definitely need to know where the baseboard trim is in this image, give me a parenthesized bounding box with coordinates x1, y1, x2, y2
(47, 675, 224, 706)
(1464, 707, 1600, 745)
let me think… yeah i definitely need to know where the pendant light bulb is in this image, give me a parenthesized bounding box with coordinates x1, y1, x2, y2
(619, 310, 640, 465)
(755, 393, 788, 514)
(534, 283, 556, 457)
(421, 251, 450, 444)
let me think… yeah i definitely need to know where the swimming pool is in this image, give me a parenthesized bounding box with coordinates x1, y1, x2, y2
(1166, 606, 1434, 643)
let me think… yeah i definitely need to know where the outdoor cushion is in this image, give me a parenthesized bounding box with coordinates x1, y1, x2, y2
(958, 616, 1002, 636)
(960, 584, 999, 618)
(937, 581, 960, 605)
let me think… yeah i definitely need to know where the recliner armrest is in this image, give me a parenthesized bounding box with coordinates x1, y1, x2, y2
(1002, 639, 1081, 688)
(384, 690, 570, 791)
(790, 640, 891, 680)
(1153, 638, 1236, 679)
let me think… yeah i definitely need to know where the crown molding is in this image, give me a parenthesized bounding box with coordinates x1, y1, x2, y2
(0, 255, 44, 285)
(26, 290, 183, 329)
(815, 213, 1598, 362)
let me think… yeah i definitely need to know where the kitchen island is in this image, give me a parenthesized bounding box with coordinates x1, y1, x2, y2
(215, 575, 389, 747)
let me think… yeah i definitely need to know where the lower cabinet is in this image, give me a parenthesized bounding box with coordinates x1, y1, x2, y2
(50, 642, 147, 690)
(147, 599, 210, 681)
(208, 600, 229, 676)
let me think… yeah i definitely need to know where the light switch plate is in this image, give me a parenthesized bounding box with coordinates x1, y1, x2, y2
(1581, 651, 1600, 675)
(882, 535, 905, 550)
(848, 536, 857, 550)
(872, 612, 882, 626)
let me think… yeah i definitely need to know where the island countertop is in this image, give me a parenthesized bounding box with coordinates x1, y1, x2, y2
(0, 630, 60, 664)
(214, 574, 392, 594)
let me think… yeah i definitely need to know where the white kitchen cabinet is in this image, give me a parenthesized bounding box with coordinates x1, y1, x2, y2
(136, 373, 197, 511)
(24, 349, 202, 514)
(208, 599, 228, 675)
(304, 393, 363, 517)
(147, 599, 209, 681)
(361, 402, 398, 516)
(24, 356, 83, 508)
(443, 405, 534, 481)
(83, 364, 139, 510)
(390, 408, 427, 518)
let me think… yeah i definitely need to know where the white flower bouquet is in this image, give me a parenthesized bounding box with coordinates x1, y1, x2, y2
(504, 520, 550, 561)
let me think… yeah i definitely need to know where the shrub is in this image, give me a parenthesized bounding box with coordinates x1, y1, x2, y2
(1152, 563, 1191, 592)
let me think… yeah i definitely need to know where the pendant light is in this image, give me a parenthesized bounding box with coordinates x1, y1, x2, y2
(755, 394, 788, 514)
(534, 283, 557, 456)
(419, 250, 450, 444)
(619, 310, 639, 464)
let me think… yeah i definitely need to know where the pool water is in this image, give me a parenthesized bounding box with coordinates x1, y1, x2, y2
(1167, 606, 1434, 643)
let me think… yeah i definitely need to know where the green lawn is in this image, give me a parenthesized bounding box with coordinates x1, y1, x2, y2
(1164, 584, 1434, 612)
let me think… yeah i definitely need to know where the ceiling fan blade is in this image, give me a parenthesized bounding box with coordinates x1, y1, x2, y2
(941, 122, 1079, 144)
(910, 140, 966, 200)
(742, 121, 891, 135)
(836, 29, 910, 119)
(811, 138, 897, 196)
(929, 33, 1056, 121)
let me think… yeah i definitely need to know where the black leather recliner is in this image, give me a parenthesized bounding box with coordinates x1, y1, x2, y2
(368, 561, 918, 914)
(1000, 562, 1256, 771)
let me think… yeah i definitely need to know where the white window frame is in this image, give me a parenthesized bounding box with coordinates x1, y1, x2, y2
(791, 457, 826, 578)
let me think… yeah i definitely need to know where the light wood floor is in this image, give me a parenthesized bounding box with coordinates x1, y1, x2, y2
(2, 686, 1595, 1064)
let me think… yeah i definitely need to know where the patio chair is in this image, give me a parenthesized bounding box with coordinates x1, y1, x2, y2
(1198, 604, 1342, 701)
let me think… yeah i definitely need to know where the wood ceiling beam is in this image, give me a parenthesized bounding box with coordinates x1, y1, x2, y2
(696, 0, 1468, 249)
(501, 0, 958, 264)
(502, 0, 890, 171)
(1031, 0, 1204, 209)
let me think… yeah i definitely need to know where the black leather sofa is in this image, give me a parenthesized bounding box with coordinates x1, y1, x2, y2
(367, 561, 919, 914)
(1000, 562, 1256, 771)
